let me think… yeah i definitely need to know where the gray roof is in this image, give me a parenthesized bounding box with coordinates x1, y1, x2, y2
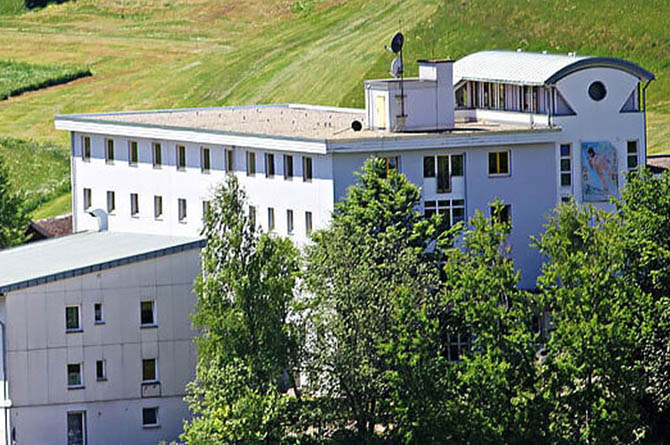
(453, 50, 655, 86)
(0, 231, 204, 293)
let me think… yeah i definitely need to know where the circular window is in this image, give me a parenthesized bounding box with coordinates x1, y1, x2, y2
(588, 81, 607, 101)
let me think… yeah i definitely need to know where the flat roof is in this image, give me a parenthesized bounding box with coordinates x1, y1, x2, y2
(0, 231, 204, 293)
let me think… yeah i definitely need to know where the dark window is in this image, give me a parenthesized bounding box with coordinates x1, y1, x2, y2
(491, 204, 511, 224)
(142, 358, 157, 382)
(226, 149, 233, 173)
(383, 156, 399, 177)
(66, 306, 80, 331)
(67, 412, 85, 445)
(423, 156, 435, 178)
(152, 143, 162, 167)
(154, 196, 163, 219)
(129, 141, 138, 165)
(106, 139, 114, 162)
(451, 154, 464, 176)
(303, 157, 313, 181)
(247, 152, 256, 176)
(489, 151, 510, 175)
(424, 200, 437, 219)
(287, 209, 294, 234)
(67, 363, 82, 387)
(627, 140, 639, 170)
(140, 301, 155, 326)
(106, 191, 115, 214)
(268, 207, 275, 231)
(82, 136, 91, 161)
(142, 407, 158, 427)
(178, 198, 187, 222)
(265, 153, 275, 177)
(305, 211, 313, 236)
(201, 147, 210, 172)
(437, 156, 450, 193)
(130, 193, 139, 216)
(96, 360, 106, 380)
(249, 206, 256, 225)
(177, 145, 186, 170)
(284, 155, 293, 179)
(588, 81, 607, 101)
(94, 303, 103, 324)
(560, 144, 572, 187)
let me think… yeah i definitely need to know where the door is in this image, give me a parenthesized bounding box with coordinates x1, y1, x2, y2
(375, 94, 387, 129)
(67, 412, 86, 445)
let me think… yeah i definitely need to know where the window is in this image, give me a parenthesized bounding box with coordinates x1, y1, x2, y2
(67, 363, 83, 388)
(140, 301, 155, 326)
(447, 330, 471, 361)
(303, 156, 313, 182)
(424, 199, 465, 226)
(178, 198, 187, 222)
(305, 211, 313, 236)
(82, 136, 91, 161)
(201, 147, 210, 172)
(488, 151, 510, 176)
(284, 155, 293, 179)
(152, 143, 162, 167)
(130, 193, 139, 217)
(202, 200, 211, 220)
(66, 306, 81, 332)
(268, 207, 275, 231)
(94, 303, 104, 324)
(560, 144, 572, 188)
(265, 153, 275, 177)
(105, 139, 114, 163)
(83, 188, 92, 211)
(177, 145, 186, 170)
(154, 196, 163, 219)
(226, 149, 234, 173)
(423, 156, 435, 178)
(96, 360, 106, 381)
(106, 191, 115, 214)
(67, 412, 86, 445)
(142, 407, 159, 428)
(287, 209, 294, 234)
(142, 358, 157, 382)
(491, 204, 511, 224)
(451, 154, 464, 176)
(498, 83, 505, 109)
(455, 85, 467, 108)
(627, 140, 639, 170)
(437, 156, 450, 193)
(589, 81, 607, 101)
(247, 151, 256, 176)
(128, 141, 138, 165)
(383, 156, 399, 177)
(249, 206, 256, 226)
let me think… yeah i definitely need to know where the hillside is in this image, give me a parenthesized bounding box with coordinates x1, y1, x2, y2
(0, 0, 669, 217)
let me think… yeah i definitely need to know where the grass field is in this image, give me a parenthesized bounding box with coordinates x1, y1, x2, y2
(0, 59, 90, 100)
(0, 0, 669, 218)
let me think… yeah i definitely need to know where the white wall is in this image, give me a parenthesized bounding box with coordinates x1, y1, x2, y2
(4, 248, 200, 445)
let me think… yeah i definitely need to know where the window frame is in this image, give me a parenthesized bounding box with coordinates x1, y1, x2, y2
(265, 153, 275, 177)
(96, 359, 107, 381)
(130, 193, 139, 217)
(67, 411, 87, 445)
(267, 207, 275, 231)
(142, 407, 160, 428)
(94, 303, 104, 325)
(287, 209, 294, 235)
(67, 363, 84, 389)
(305, 211, 313, 237)
(128, 140, 139, 166)
(423, 156, 435, 178)
(152, 142, 162, 168)
(627, 140, 639, 171)
(424, 199, 465, 227)
(140, 300, 156, 327)
(247, 151, 256, 176)
(226, 149, 234, 174)
(284, 154, 293, 180)
(201, 146, 211, 173)
(302, 156, 313, 182)
(154, 195, 163, 220)
(66, 305, 81, 333)
(176, 145, 186, 171)
(83, 188, 92, 211)
(106, 190, 115, 215)
(105, 138, 114, 163)
(142, 358, 158, 383)
(559, 143, 572, 190)
(82, 136, 91, 161)
(488, 150, 511, 177)
(178, 198, 187, 222)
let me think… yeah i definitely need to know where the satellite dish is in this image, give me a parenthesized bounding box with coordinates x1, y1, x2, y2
(390, 32, 404, 54)
(390, 56, 403, 78)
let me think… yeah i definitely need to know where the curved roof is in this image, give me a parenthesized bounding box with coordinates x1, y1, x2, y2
(453, 50, 655, 86)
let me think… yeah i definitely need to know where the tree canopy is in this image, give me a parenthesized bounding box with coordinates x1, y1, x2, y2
(0, 154, 28, 249)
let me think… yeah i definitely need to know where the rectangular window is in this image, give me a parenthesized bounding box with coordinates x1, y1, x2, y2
(128, 141, 138, 165)
(305, 211, 313, 236)
(66, 306, 81, 332)
(248, 205, 256, 226)
(268, 207, 275, 231)
(140, 301, 155, 326)
(265, 153, 275, 177)
(94, 303, 104, 324)
(491, 204, 511, 224)
(488, 151, 510, 176)
(437, 156, 450, 193)
(202, 200, 211, 220)
(105, 139, 114, 163)
(142, 407, 159, 428)
(201, 147, 211, 172)
(142, 358, 157, 382)
(627, 140, 639, 170)
(451, 154, 464, 177)
(106, 191, 115, 214)
(247, 151, 256, 176)
(152, 143, 162, 167)
(284, 155, 294, 179)
(303, 156, 313, 182)
(178, 198, 187, 222)
(226, 149, 234, 173)
(130, 193, 139, 217)
(177, 145, 186, 170)
(560, 144, 572, 187)
(447, 329, 471, 361)
(154, 196, 163, 219)
(83, 188, 92, 211)
(498, 83, 505, 109)
(67, 412, 86, 445)
(423, 156, 435, 178)
(67, 363, 82, 388)
(82, 136, 91, 161)
(287, 209, 294, 234)
(383, 156, 399, 177)
(424, 200, 465, 226)
(96, 360, 106, 381)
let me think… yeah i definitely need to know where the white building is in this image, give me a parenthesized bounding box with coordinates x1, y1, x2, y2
(0, 49, 654, 445)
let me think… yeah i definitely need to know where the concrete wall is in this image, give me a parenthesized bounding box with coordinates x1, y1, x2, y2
(4, 248, 200, 445)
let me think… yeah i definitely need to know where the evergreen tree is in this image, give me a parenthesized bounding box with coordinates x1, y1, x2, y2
(0, 154, 28, 249)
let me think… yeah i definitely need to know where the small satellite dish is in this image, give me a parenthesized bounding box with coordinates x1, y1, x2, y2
(351, 120, 363, 132)
(390, 32, 404, 54)
(390, 56, 403, 78)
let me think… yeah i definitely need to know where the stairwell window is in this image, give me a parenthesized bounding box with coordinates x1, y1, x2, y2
(247, 151, 256, 176)
(152, 143, 162, 168)
(128, 141, 138, 166)
(178, 198, 187, 222)
(560, 144, 572, 188)
(154, 196, 163, 219)
(627, 140, 639, 170)
(82, 136, 91, 161)
(488, 151, 510, 176)
(177, 145, 186, 171)
(130, 193, 139, 217)
(303, 156, 313, 182)
(107, 191, 115, 214)
(284, 155, 293, 179)
(201, 147, 210, 173)
(105, 139, 114, 163)
(83, 188, 92, 211)
(424, 199, 465, 227)
(265, 153, 275, 177)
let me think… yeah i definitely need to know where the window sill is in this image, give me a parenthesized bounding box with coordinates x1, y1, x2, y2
(488, 173, 511, 178)
(129, 163, 138, 167)
(94, 321, 105, 325)
(140, 324, 158, 329)
(106, 161, 114, 165)
(131, 214, 140, 219)
(68, 385, 85, 390)
(201, 169, 210, 174)
(154, 217, 163, 221)
(142, 379, 160, 384)
(153, 165, 162, 169)
(177, 167, 186, 172)
(96, 377, 107, 382)
(178, 220, 188, 224)
(142, 424, 161, 429)
(66, 328, 83, 334)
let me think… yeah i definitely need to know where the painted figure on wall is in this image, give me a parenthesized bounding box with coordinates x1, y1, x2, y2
(581, 141, 618, 202)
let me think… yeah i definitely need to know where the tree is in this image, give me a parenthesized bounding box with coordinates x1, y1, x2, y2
(303, 157, 445, 440)
(0, 154, 28, 249)
(182, 175, 302, 444)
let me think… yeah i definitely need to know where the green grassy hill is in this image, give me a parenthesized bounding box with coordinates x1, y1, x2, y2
(1, 0, 669, 217)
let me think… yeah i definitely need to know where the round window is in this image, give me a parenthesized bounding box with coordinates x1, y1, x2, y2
(588, 81, 607, 101)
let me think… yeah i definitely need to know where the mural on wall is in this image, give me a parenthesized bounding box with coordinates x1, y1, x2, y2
(581, 141, 618, 202)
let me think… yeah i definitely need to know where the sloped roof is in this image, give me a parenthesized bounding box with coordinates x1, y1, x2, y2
(26, 214, 72, 239)
(0, 231, 204, 293)
(453, 50, 655, 86)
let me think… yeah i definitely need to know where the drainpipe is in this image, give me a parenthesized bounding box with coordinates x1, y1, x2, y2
(0, 313, 8, 445)
(642, 79, 653, 164)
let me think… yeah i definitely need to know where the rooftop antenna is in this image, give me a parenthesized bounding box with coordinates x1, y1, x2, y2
(387, 31, 406, 121)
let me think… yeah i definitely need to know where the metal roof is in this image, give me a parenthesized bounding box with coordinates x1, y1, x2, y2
(453, 50, 655, 86)
(0, 231, 204, 293)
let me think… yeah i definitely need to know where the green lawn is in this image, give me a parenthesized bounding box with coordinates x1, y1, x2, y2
(0, 59, 90, 100)
(0, 0, 669, 217)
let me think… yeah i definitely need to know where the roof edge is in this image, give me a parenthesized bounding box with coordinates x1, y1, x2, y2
(546, 56, 655, 84)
